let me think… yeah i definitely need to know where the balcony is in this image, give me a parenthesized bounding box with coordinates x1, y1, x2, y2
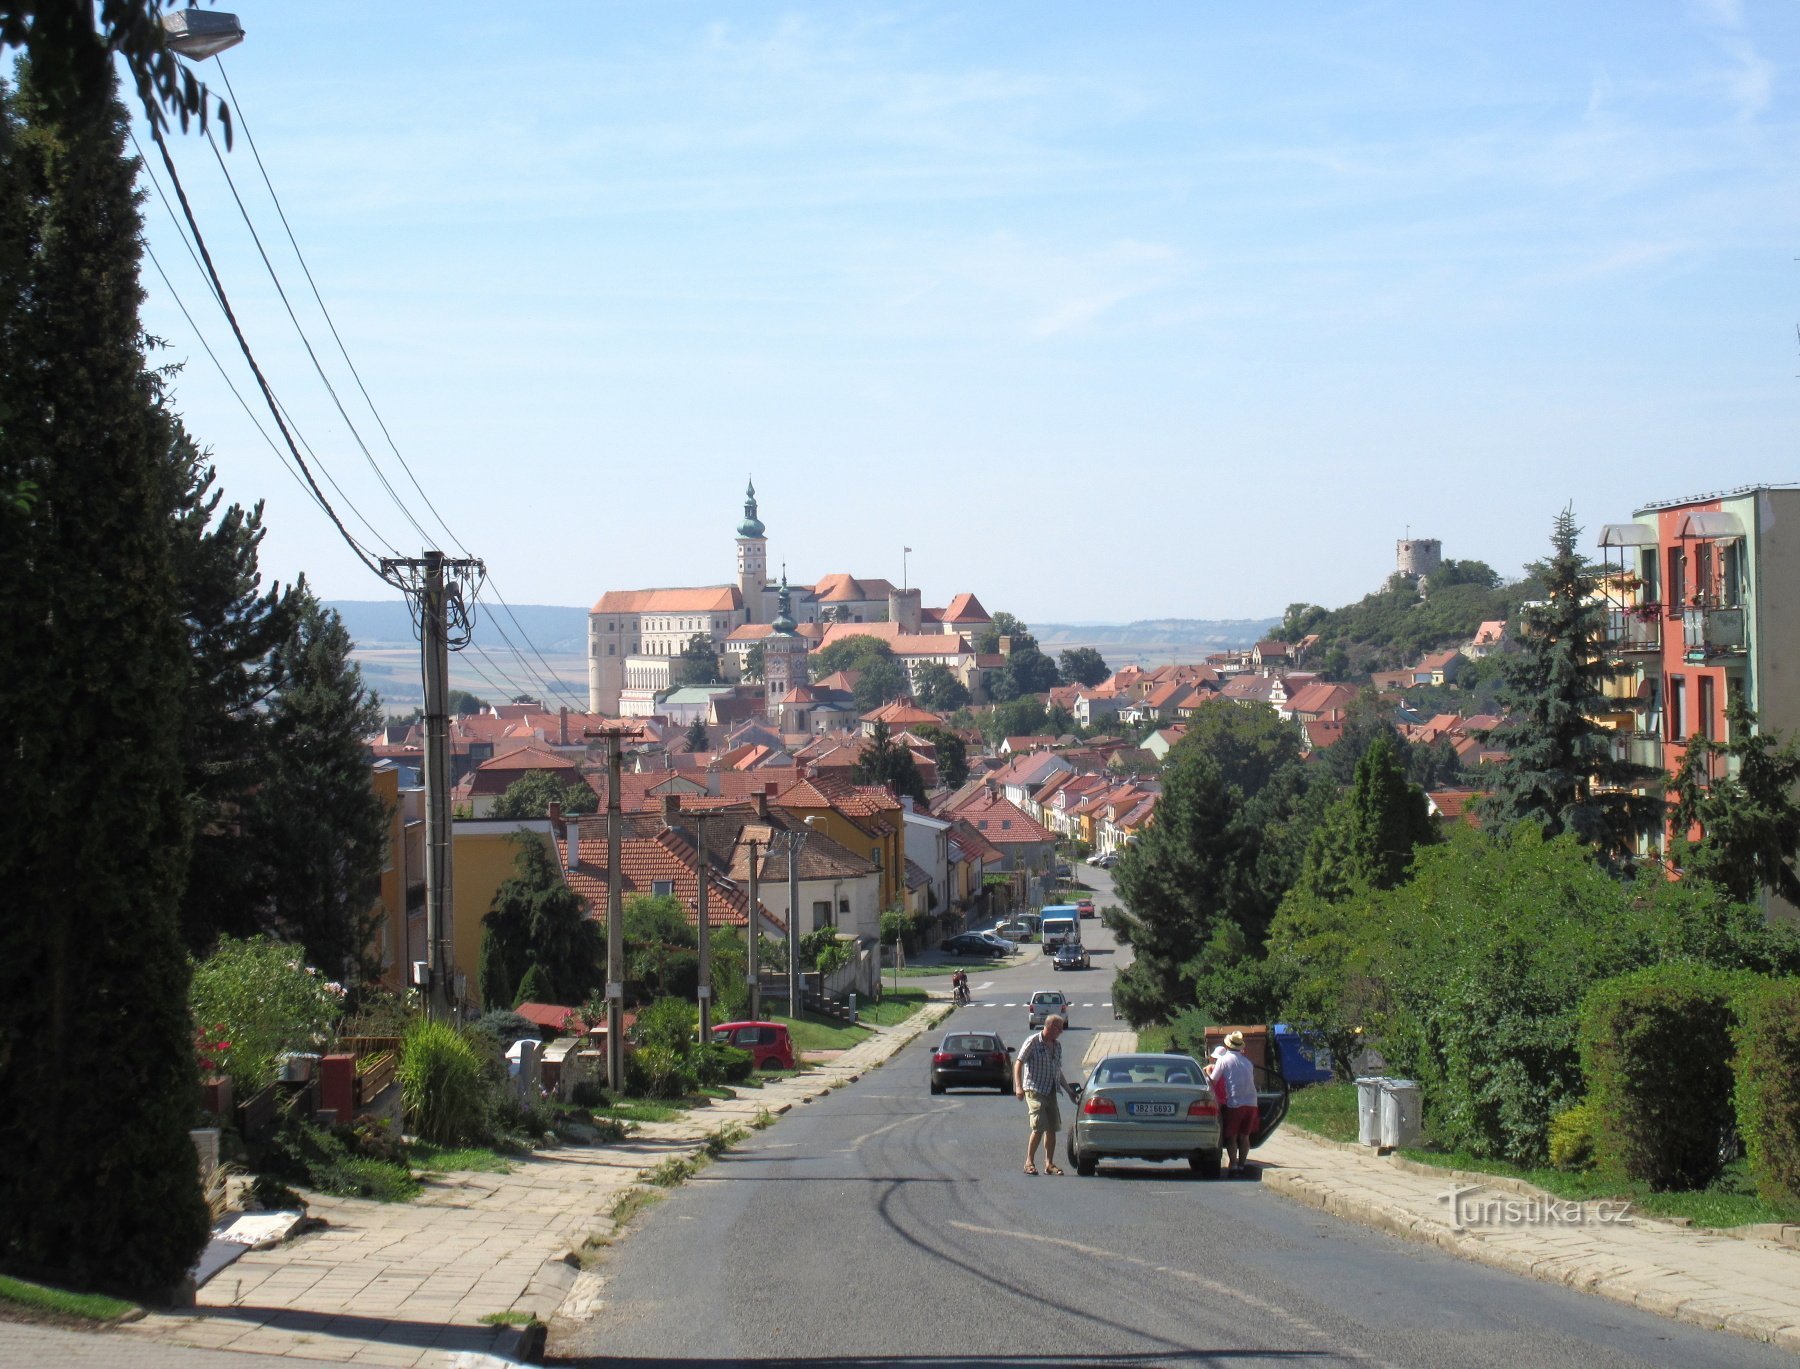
(1682, 606, 1747, 662)
(1611, 732, 1664, 773)
(1602, 606, 1662, 654)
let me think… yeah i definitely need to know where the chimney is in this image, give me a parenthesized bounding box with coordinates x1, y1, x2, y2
(662, 793, 681, 827)
(752, 792, 768, 819)
(998, 634, 1013, 658)
(564, 817, 579, 871)
(559, 706, 569, 746)
(548, 798, 563, 832)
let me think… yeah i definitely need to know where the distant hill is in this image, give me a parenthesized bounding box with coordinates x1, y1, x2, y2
(329, 600, 589, 653)
(1033, 619, 1281, 667)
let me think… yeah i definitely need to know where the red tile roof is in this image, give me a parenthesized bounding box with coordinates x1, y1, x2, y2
(949, 792, 1054, 844)
(591, 586, 743, 615)
(555, 819, 782, 933)
(813, 573, 896, 603)
(939, 592, 992, 624)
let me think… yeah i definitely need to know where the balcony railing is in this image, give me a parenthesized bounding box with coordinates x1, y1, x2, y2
(1612, 732, 1664, 773)
(1602, 607, 1662, 653)
(1682, 606, 1747, 661)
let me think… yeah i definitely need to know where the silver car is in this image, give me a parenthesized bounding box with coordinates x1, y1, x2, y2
(1027, 989, 1070, 1030)
(1067, 1053, 1222, 1178)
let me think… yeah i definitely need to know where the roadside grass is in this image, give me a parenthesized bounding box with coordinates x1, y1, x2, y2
(1288, 1083, 1789, 1229)
(594, 1098, 687, 1124)
(1133, 1025, 1175, 1055)
(406, 1142, 515, 1175)
(0, 1274, 138, 1324)
(476, 1310, 539, 1327)
(607, 1186, 662, 1226)
(892, 960, 989, 977)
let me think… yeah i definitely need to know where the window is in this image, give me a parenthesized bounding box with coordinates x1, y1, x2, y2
(1668, 675, 1686, 742)
(1668, 548, 1686, 612)
(1698, 676, 1715, 742)
(652, 879, 675, 897)
(813, 900, 833, 926)
(607, 644, 615, 655)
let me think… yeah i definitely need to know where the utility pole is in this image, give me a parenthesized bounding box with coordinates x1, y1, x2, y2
(746, 838, 761, 1020)
(383, 550, 483, 1020)
(694, 809, 712, 1038)
(585, 723, 642, 1090)
(787, 828, 807, 1019)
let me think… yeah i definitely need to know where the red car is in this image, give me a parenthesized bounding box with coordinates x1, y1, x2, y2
(710, 1021, 796, 1071)
(1077, 899, 1095, 920)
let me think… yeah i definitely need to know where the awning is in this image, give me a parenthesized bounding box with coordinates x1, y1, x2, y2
(1598, 523, 1659, 547)
(1676, 511, 1746, 540)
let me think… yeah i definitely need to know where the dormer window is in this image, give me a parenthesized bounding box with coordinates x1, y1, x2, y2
(652, 879, 675, 897)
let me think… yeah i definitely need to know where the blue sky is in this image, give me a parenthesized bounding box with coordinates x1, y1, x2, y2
(131, 1, 1800, 625)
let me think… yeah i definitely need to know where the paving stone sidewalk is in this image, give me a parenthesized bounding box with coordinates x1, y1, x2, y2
(1257, 1126, 1800, 1355)
(100, 1005, 947, 1368)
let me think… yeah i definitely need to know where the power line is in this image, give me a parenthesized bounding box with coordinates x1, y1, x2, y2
(471, 580, 589, 712)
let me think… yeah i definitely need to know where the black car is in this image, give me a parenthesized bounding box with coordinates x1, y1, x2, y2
(930, 1031, 1012, 1093)
(1052, 942, 1090, 970)
(941, 933, 1005, 958)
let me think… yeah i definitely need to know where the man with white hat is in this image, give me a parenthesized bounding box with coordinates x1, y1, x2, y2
(1208, 1031, 1259, 1176)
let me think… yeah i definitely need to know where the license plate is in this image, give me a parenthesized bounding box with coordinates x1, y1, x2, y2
(959, 1056, 981, 1066)
(1128, 1102, 1176, 1117)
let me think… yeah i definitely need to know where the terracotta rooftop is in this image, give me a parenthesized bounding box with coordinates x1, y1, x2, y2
(591, 586, 743, 615)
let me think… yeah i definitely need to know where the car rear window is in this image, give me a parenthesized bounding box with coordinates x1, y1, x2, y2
(945, 1035, 994, 1052)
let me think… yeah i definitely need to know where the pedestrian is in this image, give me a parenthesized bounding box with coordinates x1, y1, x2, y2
(1208, 1031, 1260, 1176)
(1014, 1013, 1075, 1175)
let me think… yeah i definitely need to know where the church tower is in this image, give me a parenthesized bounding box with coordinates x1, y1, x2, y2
(735, 479, 768, 625)
(763, 570, 809, 721)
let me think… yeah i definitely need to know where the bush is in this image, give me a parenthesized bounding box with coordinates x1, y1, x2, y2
(399, 1019, 491, 1146)
(189, 935, 345, 1095)
(1547, 1101, 1598, 1172)
(471, 1010, 541, 1049)
(627, 1043, 697, 1100)
(633, 996, 697, 1054)
(1579, 964, 1743, 1190)
(265, 1118, 418, 1203)
(1732, 976, 1800, 1216)
(512, 963, 554, 1008)
(695, 1043, 754, 1087)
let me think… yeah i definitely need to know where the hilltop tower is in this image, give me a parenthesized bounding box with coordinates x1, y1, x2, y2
(1396, 537, 1442, 583)
(736, 478, 768, 626)
(763, 570, 809, 720)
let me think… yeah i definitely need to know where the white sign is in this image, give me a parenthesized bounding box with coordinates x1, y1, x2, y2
(605, 982, 624, 1000)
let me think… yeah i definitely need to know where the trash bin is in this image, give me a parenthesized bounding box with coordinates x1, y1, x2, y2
(1355, 1077, 1385, 1147)
(1378, 1078, 1421, 1149)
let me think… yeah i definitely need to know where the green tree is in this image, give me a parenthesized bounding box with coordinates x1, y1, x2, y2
(490, 770, 599, 820)
(973, 611, 1031, 655)
(0, 59, 210, 1297)
(982, 696, 1049, 745)
(482, 835, 601, 1007)
(741, 641, 765, 684)
(684, 717, 710, 753)
(164, 423, 302, 953)
(913, 723, 969, 787)
(855, 721, 928, 805)
(446, 689, 487, 716)
(1481, 509, 1663, 855)
(1669, 697, 1800, 906)
(1059, 647, 1110, 687)
(912, 661, 969, 711)
(623, 893, 699, 1001)
(852, 657, 910, 712)
(253, 592, 390, 984)
(811, 632, 894, 678)
(671, 633, 721, 687)
(1296, 735, 1436, 902)
(990, 643, 1061, 700)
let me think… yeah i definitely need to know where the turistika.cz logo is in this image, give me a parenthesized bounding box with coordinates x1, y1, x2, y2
(1437, 1183, 1633, 1232)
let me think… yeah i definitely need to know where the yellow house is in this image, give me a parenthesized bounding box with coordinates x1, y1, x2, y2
(368, 762, 426, 995)
(772, 778, 906, 910)
(447, 818, 557, 1009)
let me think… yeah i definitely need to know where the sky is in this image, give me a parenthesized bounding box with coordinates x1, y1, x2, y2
(129, 1, 1800, 627)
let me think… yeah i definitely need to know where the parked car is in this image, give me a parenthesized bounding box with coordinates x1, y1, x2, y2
(1095, 852, 1118, 869)
(978, 931, 1018, 955)
(929, 1031, 1012, 1094)
(1076, 899, 1095, 920)
(1052, 862, 1072, 879)
(1027, 989, 1070, 1030)
(709, 1021, 795, 1071)
(940, 933, 1006, 959)
(1067, 1053, 1223, 1177)
(1085, 852, 1107, 866)
(995, 919, 1036, 943)
(1052, 943, 1090, 971)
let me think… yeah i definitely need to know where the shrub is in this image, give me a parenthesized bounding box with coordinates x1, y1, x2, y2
(627, 1044, 696, 1100)
(512, 963, 554, 1008)
(1547, 1101, 1598, 1172)
(399, 1019, 491, 1146)
(265, 1119, 418, 1203)
(695, 1043, 754, 1087)
(471, 1011, 541, 1049)
(189, 935, 345, 1095)
(1732, 976, 1800, 1216)
(1579, 964, 1743, 1191)
(633, 996, 697, 1055)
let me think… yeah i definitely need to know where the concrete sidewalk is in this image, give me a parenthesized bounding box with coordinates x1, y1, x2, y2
(69, 1004, 947, 1368)
(1257, 1126, 1800, 1355)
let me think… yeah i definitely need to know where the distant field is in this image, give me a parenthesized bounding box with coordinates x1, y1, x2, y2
(356, 644, 588, 714)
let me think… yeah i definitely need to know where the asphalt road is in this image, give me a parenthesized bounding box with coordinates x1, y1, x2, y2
(554, 879, 1790, 1368)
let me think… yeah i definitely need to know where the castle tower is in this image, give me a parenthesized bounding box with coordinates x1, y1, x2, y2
(736, 479, 768, 626)
(1396, 537, 1442, 583)
(764, 570, 809, 721)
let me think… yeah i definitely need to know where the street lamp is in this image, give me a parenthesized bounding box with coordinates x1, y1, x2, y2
(160, 7, 245, 59)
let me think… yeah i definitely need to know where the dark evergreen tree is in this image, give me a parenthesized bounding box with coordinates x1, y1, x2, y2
(1480, 509, 1663, 854)
(854, 721, 927, 805)
(913, 723, 969, 787)
(253, 591, 389, 983)
(1296, 735, 1436, 902)
(1669, 696, 1800, 906)
(671, 632, 721, 686)
(165, 423, 300, 953)
(484, 836, 601, 1004)
(684, 716, 710, 753)
(0, 61, 209, 1296)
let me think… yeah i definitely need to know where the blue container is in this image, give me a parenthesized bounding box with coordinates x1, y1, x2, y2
(1273, 1023, 1335, 1086)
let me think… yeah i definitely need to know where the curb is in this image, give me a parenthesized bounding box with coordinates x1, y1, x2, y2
(1265, 1131, 1800, 1355)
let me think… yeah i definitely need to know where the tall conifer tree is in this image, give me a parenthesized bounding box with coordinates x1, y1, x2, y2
(0, 60, 209, 1295)
(1480, 508, 1663, 856)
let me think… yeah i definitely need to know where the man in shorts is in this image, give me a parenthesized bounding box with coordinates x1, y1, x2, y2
(1209, 1030, 1260, 1176)
(1014, 1013, 1074, 1175)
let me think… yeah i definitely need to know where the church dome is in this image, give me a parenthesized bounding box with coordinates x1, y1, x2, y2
(737, 479, 765, 539)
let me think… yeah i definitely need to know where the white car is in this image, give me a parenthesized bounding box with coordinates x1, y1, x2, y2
(977, 931, 1017, 955)
(1027, 989, 1070, 1030)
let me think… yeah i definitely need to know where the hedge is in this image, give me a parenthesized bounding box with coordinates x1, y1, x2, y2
(1578, 964, 1745, 1191)
(1732, 976, 1800, 1216)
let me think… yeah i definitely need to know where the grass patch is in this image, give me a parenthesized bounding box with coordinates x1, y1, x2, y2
(477, 1310, 539, 1327)
(0, 1275, 137, 1324)
(1133, 1025, 1173, 1055)
(1285, 1081, 1360, 1145)
(595, 1098, 686, 1124)
(858, 989, 930, 1026)
(406, 1142, 514, 1175)
(751, 1108, 776, 1129)
(703, 1123, 750, 1157)
(608, 1186, 662, 1225)
(777, 1015, 870, 1052)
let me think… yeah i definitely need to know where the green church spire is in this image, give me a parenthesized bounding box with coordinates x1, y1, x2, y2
(737, 477, 765, 539)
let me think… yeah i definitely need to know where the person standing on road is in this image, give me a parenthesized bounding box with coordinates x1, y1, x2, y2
(1014, 1014, 1075, 1175)
(1208, 1031, 1260, 1176)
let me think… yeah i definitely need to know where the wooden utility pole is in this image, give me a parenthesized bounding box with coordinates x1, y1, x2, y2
(694, 809, 712, 1038)
(786, 829, 806, 1019)
(745, 839, 761, 1020)
(585, 723, 643, 1089)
